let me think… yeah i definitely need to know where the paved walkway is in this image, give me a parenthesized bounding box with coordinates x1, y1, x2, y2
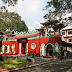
(14, 57, 72, 72)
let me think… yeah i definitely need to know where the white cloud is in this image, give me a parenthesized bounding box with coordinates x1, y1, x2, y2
(28, 26, 35, 31)
(33, 21, 42, 28)
(6, 0, 41, 18)
(0, 0, 3, 6)
(0, 0, 48, 31)
(28, 21, 43, 31)
(40, 11, 45, 16)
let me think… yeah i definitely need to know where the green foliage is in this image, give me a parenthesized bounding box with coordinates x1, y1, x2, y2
(52, 24, 65, 30)
(2, 0, 18, 6)
(9, 51, 11, 54)
(45, 0, 72, 13)
(44, 19, 64, 29)
(30, 52, 35, 58)
(53, 51, 59, 57)
(0, 54, 3, 61)
(44, 0, 72, 26)
(0, 58, 30, 69)
(0, 36, 3, 48)
(0, 12, 28, 32)
(0, 49, 2, 52)
(2, 0, 24, 7)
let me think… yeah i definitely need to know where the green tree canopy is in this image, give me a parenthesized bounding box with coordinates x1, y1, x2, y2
(44, 0, 72, 26)
(2, 0, 18, 6)
(2, 0, 24, 6)
(0, 12, 28, 32)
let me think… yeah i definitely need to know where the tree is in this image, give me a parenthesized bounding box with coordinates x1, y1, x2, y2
(2, 0, 24, 6)
(0, 12, 28, 32)
(0, 36, 3, 48)
(44, 0, 72, 26)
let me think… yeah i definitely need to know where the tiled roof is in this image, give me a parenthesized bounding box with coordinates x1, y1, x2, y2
(9, 33, 39, 39)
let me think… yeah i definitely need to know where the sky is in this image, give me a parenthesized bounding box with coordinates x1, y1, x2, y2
(0, 0, 49, 31)
(0, 0, 72, 31)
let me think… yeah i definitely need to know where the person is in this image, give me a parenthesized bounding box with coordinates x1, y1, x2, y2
(64, 50, 67, 59)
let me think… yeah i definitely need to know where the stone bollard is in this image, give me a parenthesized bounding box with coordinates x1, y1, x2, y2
(30, 58, 35, 64)
(26, 57, 35, 64)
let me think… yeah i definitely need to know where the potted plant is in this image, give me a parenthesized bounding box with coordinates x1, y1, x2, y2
(9, 51, 11, 55)
(53, 51, 59, 59)
(30, 52, 35, 58)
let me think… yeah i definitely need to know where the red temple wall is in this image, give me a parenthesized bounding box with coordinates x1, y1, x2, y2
(2, 36, 62, 55)
(28, 36, 62, 55)
(2, 41, 18, 55)
(28, 38, 40, 55)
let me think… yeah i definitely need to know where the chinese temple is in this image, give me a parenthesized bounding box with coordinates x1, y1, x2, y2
(2, 20, 72, 57)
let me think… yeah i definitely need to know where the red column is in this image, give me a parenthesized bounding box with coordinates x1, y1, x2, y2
(41, 31, 42, 37)
(45, 29, 47, 36)
(54, 29, 55, 35)
(59, 29, 60, 35)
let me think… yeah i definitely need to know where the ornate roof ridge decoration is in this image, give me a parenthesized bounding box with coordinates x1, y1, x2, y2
(14, 30, 39, 36)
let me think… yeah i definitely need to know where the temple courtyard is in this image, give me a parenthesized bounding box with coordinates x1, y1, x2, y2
(12, 56, 72, 72)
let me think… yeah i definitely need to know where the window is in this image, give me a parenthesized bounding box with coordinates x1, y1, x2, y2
(62, 32, 65, 35)
(31, 43, 36, 49)
(68, 31, 72, 34)
(69, 39, 72, 42)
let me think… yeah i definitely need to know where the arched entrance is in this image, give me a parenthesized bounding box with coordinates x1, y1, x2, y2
(46, 43, 54, 56)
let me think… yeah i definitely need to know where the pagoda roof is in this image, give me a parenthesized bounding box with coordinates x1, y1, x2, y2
(40, 19, 58, 26)
(9, 33, 39, 39)
(40, 21, 50, 26)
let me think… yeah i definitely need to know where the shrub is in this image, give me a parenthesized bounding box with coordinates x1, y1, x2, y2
(0, 54, 3, 61)
(30, 52, 35, 58)
(9, 51, 11, 55)
(0, 49, 2, 52)
(53, 51, 59, 57)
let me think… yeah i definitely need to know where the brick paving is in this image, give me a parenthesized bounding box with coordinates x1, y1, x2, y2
(14, 57, 72, 72)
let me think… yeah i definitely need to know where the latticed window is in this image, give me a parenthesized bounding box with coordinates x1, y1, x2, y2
(62, 32, 65, 35)
(69, 39, 72, 42)
(68, 31, 72, 34)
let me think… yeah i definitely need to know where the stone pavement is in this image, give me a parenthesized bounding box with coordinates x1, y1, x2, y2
(14, 57, 72, 72)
